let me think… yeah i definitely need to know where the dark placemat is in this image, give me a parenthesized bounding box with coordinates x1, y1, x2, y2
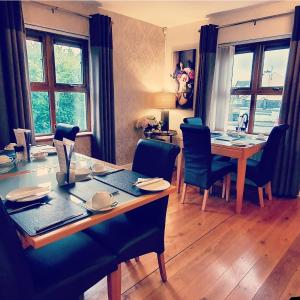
(63, 179, 118, 202)
(8, 190, 89, 236)
(94, 169, 148, 197)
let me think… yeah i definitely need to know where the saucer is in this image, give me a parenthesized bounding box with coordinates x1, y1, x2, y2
(85, 200, 118, 212)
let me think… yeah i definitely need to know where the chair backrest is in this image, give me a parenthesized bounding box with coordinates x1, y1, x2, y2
(130, 139, 180, 241)
(259, 124, 289, 182)
(132, 139, 180, 182)
(183, 117, 203, 126)
(0, 201, 34, 300)
(54, 123, 80, 142)
(180, 123, 212, 188)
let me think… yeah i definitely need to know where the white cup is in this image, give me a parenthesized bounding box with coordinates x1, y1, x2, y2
(92, 163, 105, 173)
(87, 191, 113, 210)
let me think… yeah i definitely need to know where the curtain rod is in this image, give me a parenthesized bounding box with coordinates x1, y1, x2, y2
(25, 23, 89, 38)
(199, 11, 294, 31)
(31, 1, 92, 19)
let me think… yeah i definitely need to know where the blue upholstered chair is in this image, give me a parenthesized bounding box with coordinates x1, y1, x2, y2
(54, 123, 80, 142)
(85, 139, 180, 282)
(183, 117, 229, 162)
(180, 124, 233, 210)
(0, 200, 120, 300)
(232, 124, 289, 208)
(183, 117, 203, 126)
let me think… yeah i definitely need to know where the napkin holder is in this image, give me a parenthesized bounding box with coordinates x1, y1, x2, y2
(54, 139, 75, 186)
(13, 128, 31, 162)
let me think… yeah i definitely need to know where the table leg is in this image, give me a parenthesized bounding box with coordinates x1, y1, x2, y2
(176, 148, 184, 193)
(170, 136, 173, 143)
(236, 158, 247, 214)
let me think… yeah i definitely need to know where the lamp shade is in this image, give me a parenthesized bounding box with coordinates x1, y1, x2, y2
(153, 92, 176, 109)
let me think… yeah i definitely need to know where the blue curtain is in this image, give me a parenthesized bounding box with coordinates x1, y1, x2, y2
(0, 1, 34, 148)
(194, 24, 218, 125)
(272, 6, 300, 197)
(90, 14, 116, 163)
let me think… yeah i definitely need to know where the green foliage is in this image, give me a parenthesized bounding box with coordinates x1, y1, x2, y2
(26, 40, 44, 82)
(27, 41, 86, 134)
(31, 92, 51, 134)
(54, 45, 82, 84)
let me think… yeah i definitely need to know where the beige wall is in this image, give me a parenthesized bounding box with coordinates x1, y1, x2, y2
(23, 1, 165, 165)
(164, 1, 300, 135)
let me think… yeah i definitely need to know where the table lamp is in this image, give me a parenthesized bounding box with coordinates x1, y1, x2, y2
(153, 92, 176, 131)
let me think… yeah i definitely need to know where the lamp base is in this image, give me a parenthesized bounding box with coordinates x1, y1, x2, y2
(161, 110, 169, 132)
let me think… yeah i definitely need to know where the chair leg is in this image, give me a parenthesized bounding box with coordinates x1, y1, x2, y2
(181, 183, 187, 204)
(107, 265, 121, 300)
(265, 182, 272, 201)
(202, 189, 209, 211)
(225, 174, 231, 202)
(222, 177, 226, 199)
(258, 187, 264, 208)
(134, 257, 140, 262)
(157, 252, 167, 282)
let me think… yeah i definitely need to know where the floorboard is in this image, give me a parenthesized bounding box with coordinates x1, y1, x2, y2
(84, 180, 300, 300)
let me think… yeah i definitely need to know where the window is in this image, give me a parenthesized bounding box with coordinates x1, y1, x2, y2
(228, 39, 289, 134)
(26, 30, 90, 135)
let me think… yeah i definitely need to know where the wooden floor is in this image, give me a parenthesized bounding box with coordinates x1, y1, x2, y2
(84, 180, 300, 300)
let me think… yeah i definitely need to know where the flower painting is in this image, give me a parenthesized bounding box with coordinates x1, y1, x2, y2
(171, 49, 196, 110)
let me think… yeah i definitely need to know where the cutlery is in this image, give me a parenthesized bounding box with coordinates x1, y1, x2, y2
(135, 178, 163, 187)
(8, 202, 50, 215)
(35, 213, 83, 234)
(132, 177, 158, 186)
(93, 168, 125, 177)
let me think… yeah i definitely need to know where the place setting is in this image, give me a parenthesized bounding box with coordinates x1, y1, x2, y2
(82, 191, 119, 213)
(3, 183, 52, 215)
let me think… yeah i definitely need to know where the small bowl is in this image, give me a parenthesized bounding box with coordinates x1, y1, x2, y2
(32, 151, 48, 161)
(91, 163, 106, 174)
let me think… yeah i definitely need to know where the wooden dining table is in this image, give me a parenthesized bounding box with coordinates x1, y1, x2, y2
(0, 150, 175, 249)
(176, 134, 266, 214)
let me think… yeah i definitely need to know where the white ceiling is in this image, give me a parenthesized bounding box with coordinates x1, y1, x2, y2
(98, 1, 273, 27)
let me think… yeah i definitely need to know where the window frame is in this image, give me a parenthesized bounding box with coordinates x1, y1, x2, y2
(26, 29, 91, 136)
(231, 38, 290, 133)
